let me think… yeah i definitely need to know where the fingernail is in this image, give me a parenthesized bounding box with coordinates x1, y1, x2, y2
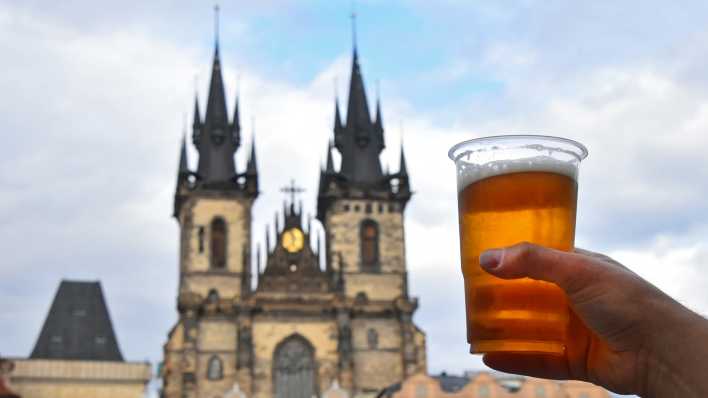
(480, 249, 504, 271)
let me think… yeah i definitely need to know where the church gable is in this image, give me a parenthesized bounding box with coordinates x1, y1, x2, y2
(256, 198, 333, 296)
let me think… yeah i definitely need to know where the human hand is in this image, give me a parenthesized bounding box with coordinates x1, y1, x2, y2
(478, 243, 708, 397)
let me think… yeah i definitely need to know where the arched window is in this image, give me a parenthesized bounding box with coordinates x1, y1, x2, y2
(210, 218, 227, 269)
(360, 219, 379, 270)
(273, 334, 316, 398)
(207, 355, 223, 380)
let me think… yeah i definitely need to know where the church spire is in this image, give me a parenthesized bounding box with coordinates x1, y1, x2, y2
(345, 46, 372, 129)
(192, 95, 202, 147)
(204, 41, 228, 127)
(231, 93, 241, 148)
(194, 6, 239, 185)
(399, 143, 408, 177)
(247, 129, 257, 175)
(178, 133, 189, 175)
(334, 97, 343, 132)
(333, 15, 385, 187)
(244, 121, 259, 195)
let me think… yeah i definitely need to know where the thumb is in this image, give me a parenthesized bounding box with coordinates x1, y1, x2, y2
(479, 242, 597, 296)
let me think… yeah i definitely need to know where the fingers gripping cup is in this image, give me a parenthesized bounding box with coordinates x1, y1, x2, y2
(448, 135, 588, 355)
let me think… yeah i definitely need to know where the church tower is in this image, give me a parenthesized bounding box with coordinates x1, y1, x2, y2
(316, 41, 425, 392)
(164, 26, 259, 397)
(163, 12, 425, 398)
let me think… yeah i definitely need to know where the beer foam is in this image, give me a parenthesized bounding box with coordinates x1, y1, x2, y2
(456, 156, 578, 192)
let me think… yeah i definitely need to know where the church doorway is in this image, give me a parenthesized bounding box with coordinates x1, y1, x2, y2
(273, 334, 318, 398)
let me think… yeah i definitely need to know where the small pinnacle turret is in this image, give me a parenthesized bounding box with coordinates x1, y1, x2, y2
(245, 131, 259, 195)
(232, 95, 241, 148)
(192, 96, 202, 148)
(317, 27, 412, 221)
(334, 97, 343, 133)
(192, 38, 241, 186)
(178, 134, 189, 176)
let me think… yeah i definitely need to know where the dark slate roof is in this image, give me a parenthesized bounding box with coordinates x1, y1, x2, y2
(194, 45, 239, 184)
(333, 49, 386, 187)
(30, 280, 124, 361)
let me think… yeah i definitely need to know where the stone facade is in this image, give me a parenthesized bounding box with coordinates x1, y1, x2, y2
(162, 195, 426, 398)
(161, 27, 425, 398)
(8, 359, 150, 398)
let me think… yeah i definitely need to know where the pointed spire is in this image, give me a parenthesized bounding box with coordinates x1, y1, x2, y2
(178, 133, 189, 175)
(325, 141, 335, 173)
(231, 93, 241, 147)
(192, 95, 202, 128)
(246, 122, 257, 175)
(265, 225, 271, 253)
(192, 95, 202, 147)
(334, 97, 343, 131)
(346, 45, 372, 128)
(275, 212, 280, 233)
(374, 82, 383, 131)
(256, 243, 262, 275)
(204, 9, 228, 128)
(399, 142, 408, 177)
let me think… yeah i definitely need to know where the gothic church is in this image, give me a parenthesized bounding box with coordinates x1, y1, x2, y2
(161, 24, 426, 398)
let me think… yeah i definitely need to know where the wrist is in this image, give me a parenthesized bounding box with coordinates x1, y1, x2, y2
(642, 294, 708, 397)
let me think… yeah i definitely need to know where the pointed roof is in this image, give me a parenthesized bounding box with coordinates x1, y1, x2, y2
(345, 49, 372, 129)
(374, 98, 383, 130)
(30, 280, 124, 361)
(204, 46, 229, 126)
(233, 95, 241, 133)
(192, 95, 202, 128)
(178, 134, 189, 175)
(399, 144, 408, 176)
(333, 47, 385, 186)
(246, 135, 257, 175)
(334, 97, 343, 131)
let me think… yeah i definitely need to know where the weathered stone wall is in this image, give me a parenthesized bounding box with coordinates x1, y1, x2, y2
(179, 196, 251, 300)
(195, 317, 238, 396)
(353, 350, 403, 396)
(9, 359, 150, 398)
(326, 199, 406, 300)
(345, 273, 404, 301)
(351, 318, 402, 350)
(251, 318, 339, 398)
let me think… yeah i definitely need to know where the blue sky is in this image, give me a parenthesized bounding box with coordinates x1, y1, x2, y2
(2, 1, 708, 396)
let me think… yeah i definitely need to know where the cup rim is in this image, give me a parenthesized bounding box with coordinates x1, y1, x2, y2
(448, 134, 589, 163)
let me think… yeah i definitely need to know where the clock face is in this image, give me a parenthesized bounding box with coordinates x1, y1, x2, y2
(282, 228, 305, 253)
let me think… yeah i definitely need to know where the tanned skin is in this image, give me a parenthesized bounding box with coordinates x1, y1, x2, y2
(479, 243, 708, 398)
